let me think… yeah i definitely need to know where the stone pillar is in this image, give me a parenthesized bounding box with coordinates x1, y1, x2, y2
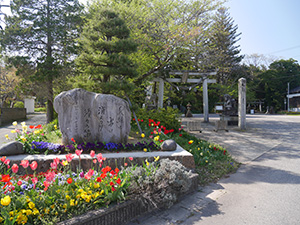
(238, 78, 246, 130)
(24, 96, 36, 114)
(203, 78, 209, 122)
(158, 78, 164, 109)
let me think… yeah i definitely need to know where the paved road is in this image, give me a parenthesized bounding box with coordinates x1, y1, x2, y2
(129, 114, 300, 225)
(0, 113, 47, 146)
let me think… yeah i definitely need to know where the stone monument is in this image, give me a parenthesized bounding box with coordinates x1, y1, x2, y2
(54, 88, 131, 145)
(185, 102, 193, 117)
(220, 94, 238, 126)
(238, 78, 246, 130)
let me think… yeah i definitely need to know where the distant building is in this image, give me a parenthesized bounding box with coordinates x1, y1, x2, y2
(287, 86, 300, 112)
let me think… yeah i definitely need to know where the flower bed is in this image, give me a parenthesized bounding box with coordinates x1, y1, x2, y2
(0, 150, 196, 225)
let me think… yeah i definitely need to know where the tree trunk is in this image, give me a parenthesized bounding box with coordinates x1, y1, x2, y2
(46, 79, 54, 123)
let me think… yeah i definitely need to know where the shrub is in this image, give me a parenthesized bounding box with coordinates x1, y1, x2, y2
(14, 101, 24, 108)
(133, 107, 181, 131)
(34, 107, 46, 112)
(124, 158, 192, 208)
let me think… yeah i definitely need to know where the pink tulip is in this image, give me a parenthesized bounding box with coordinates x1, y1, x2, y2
(20, 160, 29, 169)
(30, 161, 38, 171)
(12, 164, 19, 173)
(75, 149, 83, 156)
(66, 153, 74, 162)
(4, 159, 10, 165)
(97, 153, 103, 163)
(50, 161, 57, 170)
(31, 177, 38, 184)
(90, 150, 95, 158)
(53, 158, 60, 165)
(45, 171, 56, 182)
(93, 159, 97, 164)
(84, 169, 94, 180)
(129, 157, 133, 161)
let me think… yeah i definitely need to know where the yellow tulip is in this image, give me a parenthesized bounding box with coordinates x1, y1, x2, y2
(11, 130, 16, 134)
(154, 156, 160, 162)
(145, 159, 149, 166)
(1, 195, 11, 206)
(141, 133, 145, 138)
(12, 121, 17, 126)
(143, 148, 147, 152)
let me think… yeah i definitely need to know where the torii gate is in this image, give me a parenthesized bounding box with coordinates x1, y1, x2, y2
(153, 71, 216, 122)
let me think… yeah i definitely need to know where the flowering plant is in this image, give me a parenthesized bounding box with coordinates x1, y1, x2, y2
(0, 152, 164, 224)
(8, 122, 46, 154)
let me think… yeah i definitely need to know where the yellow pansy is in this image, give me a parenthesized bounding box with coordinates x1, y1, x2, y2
(85, 195, 92, 203)
(33, 208, 39, 215)
(5, 134, 10, 140)
(26, 209, 32, 216)
(11, 130, 16, 134)
(21, 122, 26, 126)
(54, 125, 57, 129)
(28, 202, 35, 209)
(66, 195, 70, 200)
(12, 121, 17, 126)
(0, 217, 3, 223)
(154, 136, 159, 141)
(154, 156, 160, 162)
(70, 199, 75, 206)
(62, 160, 68, 166)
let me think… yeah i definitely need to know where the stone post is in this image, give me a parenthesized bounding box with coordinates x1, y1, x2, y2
(238, 78, 246, 130)
(203, 78, 209, 122)
(158, 78, 164, 109)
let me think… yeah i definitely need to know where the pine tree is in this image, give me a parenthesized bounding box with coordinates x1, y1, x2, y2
(205, 7, 243, 84)
(76, 8, 138, 95)
(0, 0, 83, 123)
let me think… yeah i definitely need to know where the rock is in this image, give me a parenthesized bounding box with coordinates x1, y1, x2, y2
(161, 139, 177, 151)
(0, 141, 24, 156)
(54, 88, 131, 145)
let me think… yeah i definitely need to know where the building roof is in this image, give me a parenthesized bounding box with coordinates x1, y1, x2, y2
(290, 86, 300, 94)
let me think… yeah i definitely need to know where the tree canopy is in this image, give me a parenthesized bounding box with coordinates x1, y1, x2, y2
(75, 8, 138, 95)
(0, 0, 83, 122)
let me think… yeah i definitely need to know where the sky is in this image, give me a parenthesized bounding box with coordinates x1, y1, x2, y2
(225, 0, 300, 64)
(1, 0, 299, 65)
